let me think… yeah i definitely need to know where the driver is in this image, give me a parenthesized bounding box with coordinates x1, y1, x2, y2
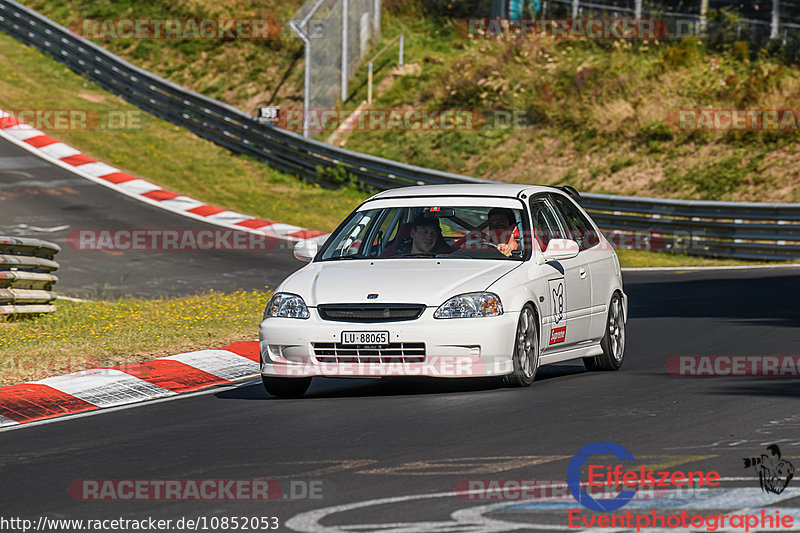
(486, 207, 519, 257)
(455, 208, 519, 257)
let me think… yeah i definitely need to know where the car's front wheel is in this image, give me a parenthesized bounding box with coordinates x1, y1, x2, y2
(262, 376, 312, 398)
(584, 292, 625, 371)
(504, 304, 539, 387)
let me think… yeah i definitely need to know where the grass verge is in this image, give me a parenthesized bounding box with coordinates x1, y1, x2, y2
(0, 289, 270, 386)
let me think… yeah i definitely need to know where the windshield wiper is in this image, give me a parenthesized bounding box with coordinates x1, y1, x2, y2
(324, 255, 363, 261)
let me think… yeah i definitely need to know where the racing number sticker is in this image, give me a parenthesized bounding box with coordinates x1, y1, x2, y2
(548, 278, 566, 345)
(551, 282, 564, 324)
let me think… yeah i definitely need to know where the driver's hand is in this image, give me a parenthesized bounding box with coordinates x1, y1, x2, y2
(496, 243, 513, 257)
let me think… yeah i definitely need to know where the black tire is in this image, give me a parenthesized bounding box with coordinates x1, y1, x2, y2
(583, 293, 625, 371)
(504, 304, 539, 387)
(262, 376, 312, 398)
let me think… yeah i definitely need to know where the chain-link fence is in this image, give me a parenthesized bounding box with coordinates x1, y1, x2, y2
(290, 0, 381, 137)
(538, 0, 800, 47)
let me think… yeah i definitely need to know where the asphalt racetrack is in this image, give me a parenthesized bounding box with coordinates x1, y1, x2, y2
(0, 137, 299, 298)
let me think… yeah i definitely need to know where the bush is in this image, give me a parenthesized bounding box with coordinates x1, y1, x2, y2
(316, 164, 361, 189)
(662, 39, 702, 68)
(639, 122, 675, 143)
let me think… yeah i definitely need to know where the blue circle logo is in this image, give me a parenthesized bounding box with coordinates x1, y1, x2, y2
(567, 441, 637, 512)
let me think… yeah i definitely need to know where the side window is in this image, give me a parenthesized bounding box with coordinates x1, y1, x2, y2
(550, 194, 600, 251)
(366, 208, 404, 257)
(324, 212, 373, 258)
(529, 197, 566, 250)
(375, 208, 401, 242)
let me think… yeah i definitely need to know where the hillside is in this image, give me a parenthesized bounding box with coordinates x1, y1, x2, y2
(341, 6, 800, 203)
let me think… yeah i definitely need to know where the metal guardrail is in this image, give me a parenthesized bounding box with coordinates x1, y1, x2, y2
(584, 193, 800, 260)
(1, 0, 800, 260)
(0, 237, 59, 317)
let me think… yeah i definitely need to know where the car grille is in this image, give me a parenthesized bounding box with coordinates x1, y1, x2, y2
(313, 342, 426, 363)
(317, 304, 425, 322)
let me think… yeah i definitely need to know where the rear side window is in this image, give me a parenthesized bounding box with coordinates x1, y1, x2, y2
(529, 197, 565, 250)
(550, 194, 600, 251)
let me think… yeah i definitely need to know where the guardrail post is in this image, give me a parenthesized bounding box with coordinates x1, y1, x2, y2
(289, 20, 313, 138)
(772, 0, 781, 39)
(572, 0, 579, 18)
(699, 0, 709, 36)
(399, 34, 404, 67)
(368, 62, 373, 104)
(373, 0, 381, 36)
(341, 0, 349, 102)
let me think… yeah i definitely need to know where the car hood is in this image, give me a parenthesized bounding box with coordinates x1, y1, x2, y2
(281, 259, 521, 307)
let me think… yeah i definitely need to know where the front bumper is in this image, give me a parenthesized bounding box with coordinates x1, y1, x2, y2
(259, 307, 519, 378)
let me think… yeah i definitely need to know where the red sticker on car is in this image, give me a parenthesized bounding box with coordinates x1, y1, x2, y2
(549, 326, 566, 344)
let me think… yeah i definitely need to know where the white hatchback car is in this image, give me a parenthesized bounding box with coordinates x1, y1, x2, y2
(259, 184, 626, 397)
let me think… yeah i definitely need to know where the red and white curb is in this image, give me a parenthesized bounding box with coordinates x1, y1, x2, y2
(0, 109, 330, 244)
(0, 341, 261, 427)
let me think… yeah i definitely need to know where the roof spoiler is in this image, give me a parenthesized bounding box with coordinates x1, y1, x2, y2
(558, 185, 581, 202)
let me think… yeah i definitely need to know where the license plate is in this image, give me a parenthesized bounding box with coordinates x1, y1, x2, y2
(341, 331, 390, 345)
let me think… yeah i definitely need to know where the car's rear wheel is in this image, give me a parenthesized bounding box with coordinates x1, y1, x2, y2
(262, 376, 312, 398)
(584, 293, 625, 371)
(504, 304, 539, 387)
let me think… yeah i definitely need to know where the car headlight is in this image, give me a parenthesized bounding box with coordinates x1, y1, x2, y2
(434, 292, 503, 319)
(264, 293, 310, 319)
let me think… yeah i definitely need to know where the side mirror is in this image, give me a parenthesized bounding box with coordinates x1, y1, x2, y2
(293, 240, 318, 262)
(541, 239, 579, 263)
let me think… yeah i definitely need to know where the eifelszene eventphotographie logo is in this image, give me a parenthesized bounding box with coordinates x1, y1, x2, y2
(566, 441, 721, 512)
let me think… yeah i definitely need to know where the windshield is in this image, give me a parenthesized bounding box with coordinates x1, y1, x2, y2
(318, 203, 530, 261)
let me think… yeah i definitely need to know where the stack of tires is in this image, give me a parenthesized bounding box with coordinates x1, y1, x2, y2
(0, 237, 60, 317)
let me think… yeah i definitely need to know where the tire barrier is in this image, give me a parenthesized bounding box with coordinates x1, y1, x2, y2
(0, 236, 59, 317)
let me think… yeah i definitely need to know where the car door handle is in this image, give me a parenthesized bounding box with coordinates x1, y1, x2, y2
(579, 267, 587, 279)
